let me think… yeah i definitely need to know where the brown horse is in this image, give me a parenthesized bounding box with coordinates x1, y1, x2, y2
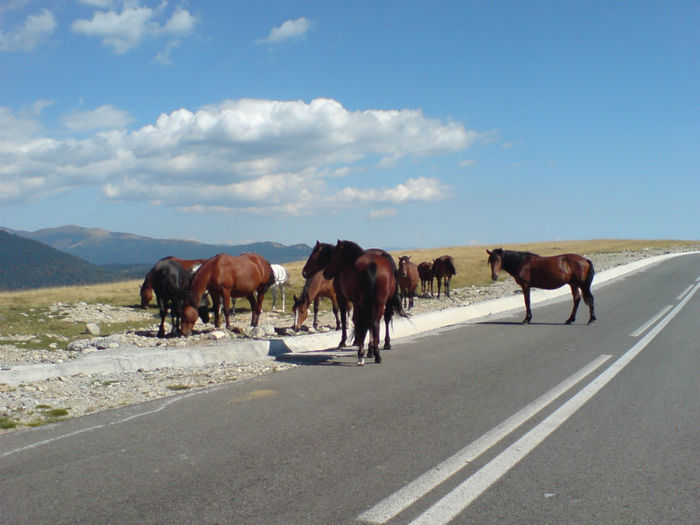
(433, 255, 456, 298)
(398, 256, 420, 309)
(140, 257, 207, 308)
(486, 248, 596, 325)
(417, 261, 434, 296)
(292, 270, 341, 331)
(321, 240, 407, 365)
(180, 253, 274, 335)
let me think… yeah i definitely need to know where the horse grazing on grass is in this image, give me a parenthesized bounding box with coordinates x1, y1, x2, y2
(486, 248, 596, 325)
(397, 256, 420, 309)
(417, 261, 434, 297)
(321, 240, 407, 365)
(149, 258, 193, 338)
(180, 253, 274, 335)
(270, 264, 289, 312)
(292, 270, 341, 331)
(433, 255, 457, 298)
(140, 257, 206, 308)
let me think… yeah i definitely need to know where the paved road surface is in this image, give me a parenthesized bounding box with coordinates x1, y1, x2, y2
(1, 254, 698, 524)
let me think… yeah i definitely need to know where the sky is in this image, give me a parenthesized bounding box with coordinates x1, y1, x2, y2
(1, 1, 697, 249)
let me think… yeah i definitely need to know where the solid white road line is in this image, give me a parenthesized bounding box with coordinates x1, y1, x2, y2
(409, 281, 699, 525)
(357, 354, 612, 524)
(629, 304, 672, 337)
(676, 284, 694, 301)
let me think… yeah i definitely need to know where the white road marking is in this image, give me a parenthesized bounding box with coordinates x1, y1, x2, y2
(629, 304, 672, 337)
(0, 386, 222, 459)
(676, 284, 694, 300)
(357, 354, 612, 524)
(408, 281, 699, 525)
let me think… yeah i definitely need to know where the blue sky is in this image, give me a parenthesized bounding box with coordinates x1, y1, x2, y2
(1, 1, 697, 249)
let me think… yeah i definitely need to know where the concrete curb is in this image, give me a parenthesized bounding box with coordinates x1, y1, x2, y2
(1, 251, 696, 385)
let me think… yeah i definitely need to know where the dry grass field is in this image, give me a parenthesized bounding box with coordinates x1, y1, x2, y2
(1, 239, 697, 346)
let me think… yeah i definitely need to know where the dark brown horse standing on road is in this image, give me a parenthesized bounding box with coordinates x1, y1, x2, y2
(398, 256, 420, 309)
(292, 270, 341, 331)
(486, 248, 596, 325)
(180, 253, 274, 335)
(433, 255, 456, 298)
(320, 240, 407, 365)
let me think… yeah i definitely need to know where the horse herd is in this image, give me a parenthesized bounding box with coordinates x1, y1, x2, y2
(139, 241, 596, 366)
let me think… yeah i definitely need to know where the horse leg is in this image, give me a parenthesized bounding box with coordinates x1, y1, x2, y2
(338, 298, 348, 347)
(373, 318, 382, 363)
(281, 285, 286, 312)
(522, 286, 533, 324)
(221, 290, 233, 330)
(436, 277, 442, 298)
(248, 294, 261, 327)
(158, 309, 167, 338)
(566, 284, 581, 324)
(270, 287, 277, 311)
(331, 298, 340, 330)
(582, 284, 596, 324)
(383, 311, 391, 350)
(312, 297, 320, 329)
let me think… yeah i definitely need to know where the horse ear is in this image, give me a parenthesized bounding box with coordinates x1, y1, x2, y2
(293, 294, 298, 302)
(486, 249, 491, 255)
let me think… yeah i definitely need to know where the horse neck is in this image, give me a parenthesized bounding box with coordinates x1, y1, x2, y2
(501, 251, 530, 275)
(188, 264, 210, 304)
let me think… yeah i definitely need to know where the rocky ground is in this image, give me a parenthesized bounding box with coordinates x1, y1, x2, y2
(1, 246, 697, 432)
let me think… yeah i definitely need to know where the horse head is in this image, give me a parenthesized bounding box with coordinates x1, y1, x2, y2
(302, 241, 334, 279)
(291, 294, 308, 331)
(486, 248, 504, 281)
(398, 255, 412, 278)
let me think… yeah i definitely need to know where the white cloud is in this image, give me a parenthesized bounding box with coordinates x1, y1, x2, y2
(62, 104, 134, 131)
(0, 8, 56, 52)
(459, 159, 476, 168)
(0, 98, 483, 211)
(71, 4, 196, 54)
(369, 208, 398, 219)
(256, 17, 311, 44)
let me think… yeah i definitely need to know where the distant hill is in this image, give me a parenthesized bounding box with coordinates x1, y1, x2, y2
(0, 230, 128, 291)
(1, 225, 312, 266)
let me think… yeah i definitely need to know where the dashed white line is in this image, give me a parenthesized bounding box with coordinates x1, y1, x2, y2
(630, 305, 673, 337)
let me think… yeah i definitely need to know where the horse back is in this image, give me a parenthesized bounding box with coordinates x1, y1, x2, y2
(524, 254, 591, 289)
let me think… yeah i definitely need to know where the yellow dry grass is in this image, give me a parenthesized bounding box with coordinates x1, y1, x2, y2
(1, 239, 697, 318)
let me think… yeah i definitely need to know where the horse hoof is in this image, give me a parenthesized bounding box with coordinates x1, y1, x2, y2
(565, 319, 574, 325)
(357, 358, 365, 366)
(375, 356, 382, 364)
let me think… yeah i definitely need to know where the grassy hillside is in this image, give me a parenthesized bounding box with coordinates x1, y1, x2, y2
(0, 230, 123, 291)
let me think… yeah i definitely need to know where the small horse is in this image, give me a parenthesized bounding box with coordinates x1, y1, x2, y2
(397, 256, 420, 309)
(140, 257, 206, 308)
(322, 240, 407, 365)
(433, 255, 456, 298)
(149, 258, 192, 338)
(270, 264, 289, 312)
(292, 270, 341, 331)
(417, 261, 434, 297)
(181, 253, 274, 335)
(486, 248, 596, 325)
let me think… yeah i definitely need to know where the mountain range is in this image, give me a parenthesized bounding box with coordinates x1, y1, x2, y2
(0, 225, 312, 291)
(1, 225, 311, 266)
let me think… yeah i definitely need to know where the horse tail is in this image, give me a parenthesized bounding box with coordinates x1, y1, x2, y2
(353, 262, 377, 347)
(386, 279, 409, 322)
(583, 258, 595, 292)
(446, 258, 457, 275)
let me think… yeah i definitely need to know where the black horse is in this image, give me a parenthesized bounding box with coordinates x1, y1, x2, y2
(151, 258, 193, 337)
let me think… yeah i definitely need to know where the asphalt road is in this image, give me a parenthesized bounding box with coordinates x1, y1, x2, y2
(1, 254, 698, 525)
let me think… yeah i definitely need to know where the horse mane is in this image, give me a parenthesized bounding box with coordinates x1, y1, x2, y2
(337, 240, 365, 261)
(501, 250, 539, 274)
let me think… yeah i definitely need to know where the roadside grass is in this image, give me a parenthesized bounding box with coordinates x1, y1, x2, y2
(1, 239, 697, 344)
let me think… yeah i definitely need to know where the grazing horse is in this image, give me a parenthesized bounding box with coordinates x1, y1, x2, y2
(149, 258, 192, 338)
(397, 256, 420, 309)
(486, 248, 596, 325)
(433, 255, 457, 298)
(180, 253, 274, 335)
(270, 264, 289, 312)
(292, 270, 341, 331)
(417, 261, 434, 296)
(140, 257, 206, 308)
(321, 240, 407, 365)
